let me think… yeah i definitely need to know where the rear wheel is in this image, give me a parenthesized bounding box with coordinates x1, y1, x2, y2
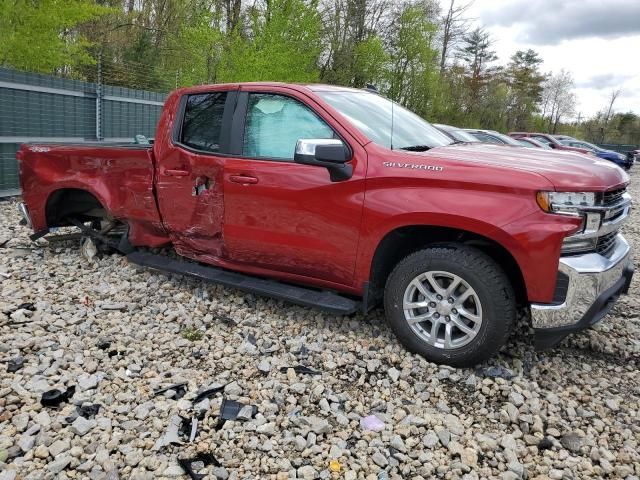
(384, 246, 516, 367)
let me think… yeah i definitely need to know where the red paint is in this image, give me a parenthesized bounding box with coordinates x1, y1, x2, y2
(17, 83, 630, 304)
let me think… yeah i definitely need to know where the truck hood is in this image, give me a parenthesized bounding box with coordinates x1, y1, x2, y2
(425, 143, 629, 190)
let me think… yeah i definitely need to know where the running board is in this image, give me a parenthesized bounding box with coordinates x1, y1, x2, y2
(126, 251, 359, 315)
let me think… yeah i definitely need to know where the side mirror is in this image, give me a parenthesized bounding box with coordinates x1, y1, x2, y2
(294, 139, 352, 181)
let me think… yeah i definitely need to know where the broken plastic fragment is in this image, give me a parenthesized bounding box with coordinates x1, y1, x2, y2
(153, 382, 188, 399)
(329, 460, 341, 472)
(77, 404, 101, 419)
(279, 365, 320, 376)
(360, 415, 385, 432)
(41, 385, 76, 407)
(178, 452, 221, 480)
(7, 357, 25, 373)
(216, 398, 257, 429)
(153, 415, 183, 450)
(192, 384, 225, 404)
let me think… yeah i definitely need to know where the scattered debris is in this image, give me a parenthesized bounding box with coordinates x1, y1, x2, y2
(7, 357, 25, 373)
(0, 271, 10, 279)
(80, 236, 98, 262)
(217, 398, 257, 429)
(279, 365, 321, 376)
(178, 416, 199, 442)
(360, 415, 385, 432)
(475, 365, 515, 380)
(0, 238, 9, 248)
(192, 384, 225, 404)
(246, 333, 257, 346)
(297, 344, 309, 357)
(153, 415, 183, 450)
(153, 382, 188, 400)
(178, 452, 221, 480)
(76, 404, 101, 419)
(538, 437, 554, 451)
(96, 339, 111, 350)
(329, 460, 341, 472)
(41, 385, 76, 407)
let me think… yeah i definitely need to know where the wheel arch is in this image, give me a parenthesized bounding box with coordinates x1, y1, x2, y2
(45, 187, 109, 228)
(365, 224, 528, 310)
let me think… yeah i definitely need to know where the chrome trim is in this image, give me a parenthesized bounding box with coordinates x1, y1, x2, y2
(295, 138, 344, 156)
(531, 234, 632, 329)
(18, 202, 32, 228)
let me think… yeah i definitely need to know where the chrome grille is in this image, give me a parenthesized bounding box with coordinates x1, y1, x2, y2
(601, 187, 626, 206)
(596, 232, 618, 256)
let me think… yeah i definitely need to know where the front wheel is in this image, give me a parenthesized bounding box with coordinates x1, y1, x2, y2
(384, 246, 516, 367)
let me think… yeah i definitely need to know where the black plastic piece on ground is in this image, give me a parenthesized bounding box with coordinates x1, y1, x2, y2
(7, 357, 25, 373)
(77, 404, 101, 419)
(193, 385, 225, 404)
(29, 229, 49, 241)
(216, 398, 257, 430)
(153, 382, 187, 399)
(41, 385, 76, 407)
(537, 437, 554, 451)
(535, 264, 634, 349)
(126, 251, 360, 315)
(475, 366, 515, 380)
(178, 452, 221, 480)
(279, 365, 321, 376)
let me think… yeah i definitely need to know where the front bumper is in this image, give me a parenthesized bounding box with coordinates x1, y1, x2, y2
(531, 234, 634, 348)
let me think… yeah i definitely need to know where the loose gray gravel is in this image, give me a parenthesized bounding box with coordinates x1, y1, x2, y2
(1, 169, 639, 480)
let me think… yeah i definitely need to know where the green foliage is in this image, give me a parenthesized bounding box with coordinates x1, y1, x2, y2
(0, 0, 112, 73)
(217, 0, 322, 83)
(1, 0, 634, 142)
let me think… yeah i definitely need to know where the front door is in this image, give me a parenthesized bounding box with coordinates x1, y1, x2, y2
(156, 90, 236, 259)
(222, 89, 366, 287)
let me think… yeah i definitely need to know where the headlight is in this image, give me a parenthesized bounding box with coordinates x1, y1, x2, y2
(536, 191, 596, 216)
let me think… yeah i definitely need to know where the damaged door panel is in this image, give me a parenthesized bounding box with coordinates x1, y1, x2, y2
(155, 90, 238, 261)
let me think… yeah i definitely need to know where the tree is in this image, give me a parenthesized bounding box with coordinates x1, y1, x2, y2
(601, 89, 621, 142)
(456, 27, 498, 117)
(438, 0, 472, 74)
(542, 70, 576, 133)
(505, 49, 546, 130)
(0, 0, 112, 73)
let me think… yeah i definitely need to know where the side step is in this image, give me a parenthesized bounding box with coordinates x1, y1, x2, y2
(126, 251, 359, 315)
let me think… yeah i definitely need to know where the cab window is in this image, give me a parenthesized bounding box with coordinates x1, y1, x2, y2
(181, 92, 228, 152)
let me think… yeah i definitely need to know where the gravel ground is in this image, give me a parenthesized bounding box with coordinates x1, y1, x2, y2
(1, 170, 639, 480)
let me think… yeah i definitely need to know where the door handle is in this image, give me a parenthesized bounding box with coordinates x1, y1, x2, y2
(229, 175, 259, 185)
(164, 169, 190, 177)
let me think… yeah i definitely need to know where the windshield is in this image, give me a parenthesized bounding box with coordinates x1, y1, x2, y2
(449, 129, 479, 143)
(317, 91, 454, 150)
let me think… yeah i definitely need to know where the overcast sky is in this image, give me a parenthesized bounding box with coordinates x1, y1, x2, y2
(465, 0, 640, 118)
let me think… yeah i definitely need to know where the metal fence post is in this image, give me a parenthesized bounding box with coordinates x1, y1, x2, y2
(96, 53, 103, 141)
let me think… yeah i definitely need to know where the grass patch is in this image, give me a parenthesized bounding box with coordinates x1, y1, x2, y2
(181, 328, 204, 341)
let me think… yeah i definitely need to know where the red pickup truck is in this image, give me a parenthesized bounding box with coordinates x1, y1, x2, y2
(17, 83, 634, 366)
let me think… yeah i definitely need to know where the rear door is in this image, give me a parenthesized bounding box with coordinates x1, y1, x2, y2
(221, 87, 367, 287)
(155, 89, 237, 259)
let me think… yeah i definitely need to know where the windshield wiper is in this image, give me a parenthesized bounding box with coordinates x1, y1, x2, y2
(399, 145, 432, 152)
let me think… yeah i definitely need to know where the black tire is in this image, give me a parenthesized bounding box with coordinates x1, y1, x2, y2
(384, 246, 516, 367)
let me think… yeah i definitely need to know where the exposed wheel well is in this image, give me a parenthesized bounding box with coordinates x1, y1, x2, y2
(45, 189, 107, 228)
(367, 225, 527, 308)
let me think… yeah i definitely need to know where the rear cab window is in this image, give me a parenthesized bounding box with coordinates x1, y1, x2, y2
(180, 92, 228, 153)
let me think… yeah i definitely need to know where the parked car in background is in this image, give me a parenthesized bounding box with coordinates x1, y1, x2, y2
(432, 124, 479, 143)
(560, 140, 632, 169)
(509, 132, 591, 155)
(516, 137, 553, 149)
(552, 134, 578, 142)
(464, 129, 524, 146)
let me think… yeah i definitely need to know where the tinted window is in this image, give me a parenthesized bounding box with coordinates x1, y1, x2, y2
(532, 135, 552, 145)
(243, 93, 334, 160)
(472, 133, 502, 144)
(181, 93, 227, 152)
